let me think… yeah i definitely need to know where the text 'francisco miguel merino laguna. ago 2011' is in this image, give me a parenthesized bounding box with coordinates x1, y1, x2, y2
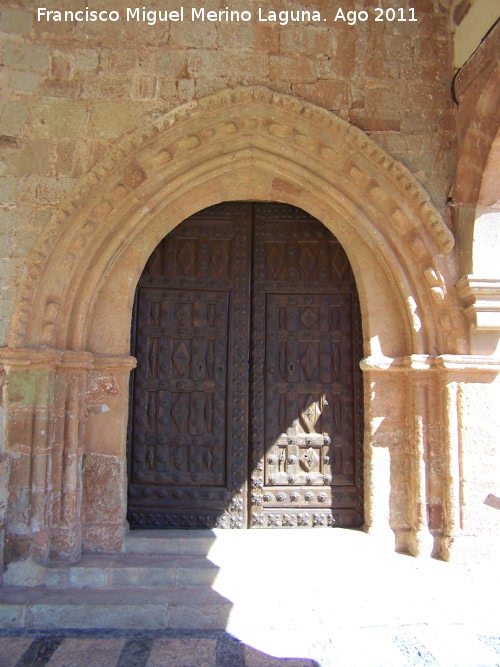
(36, 6, 419, 25)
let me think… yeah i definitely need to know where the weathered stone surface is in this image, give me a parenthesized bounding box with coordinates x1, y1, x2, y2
(0, 100, 29, 138)
(31, 100, 87, 140)
(48, 638, 125, 667)
(3, 559, 45, 587)
(0, 2, 499, 573)
(89, 102, 146, 140)
(2, 42, 50, 73)
(0, 8, 33, 35)
(82, 453, 124, 527)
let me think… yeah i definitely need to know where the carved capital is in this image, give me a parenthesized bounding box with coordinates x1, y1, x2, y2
(361, 354, 500, 373)
(0, 347, 137, 372)
(360, 355, 434, 372)
(457, 277, 500, 330)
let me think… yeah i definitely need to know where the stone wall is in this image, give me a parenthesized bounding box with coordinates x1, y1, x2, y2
(0, 0, 457, 347)
(1, 1, 499, 568)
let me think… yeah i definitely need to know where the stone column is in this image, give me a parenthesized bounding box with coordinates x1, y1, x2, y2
(0, 349, 59, 564)
(439, 373, 461, 561)
(48, 352, 94, 560)
(362, 356, 442, 557)
(0, 348, 135, 566)
(407, 358, 436, 558)
(82, 355, 136, 554)
(361, 357, 411, 552)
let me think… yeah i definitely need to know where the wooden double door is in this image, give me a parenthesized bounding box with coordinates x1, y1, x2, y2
(127, 203, 363, 529)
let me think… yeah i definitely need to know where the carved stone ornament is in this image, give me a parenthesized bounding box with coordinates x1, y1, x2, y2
(300, 447, 320, 472)
(2, 86, 464, 558)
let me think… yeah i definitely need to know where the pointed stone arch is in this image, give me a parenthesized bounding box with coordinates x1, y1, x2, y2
(2, 87, 468, 565)
(10, 86, 459, 357)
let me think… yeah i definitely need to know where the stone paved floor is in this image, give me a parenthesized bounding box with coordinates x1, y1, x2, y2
(1, 627, 500, 666)
(1, 531, 499, 666)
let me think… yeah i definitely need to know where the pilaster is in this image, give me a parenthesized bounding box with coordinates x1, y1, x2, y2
(361, 354, 500, 561)
(0, 348, 136, 564)
(435, 355, 500, 562)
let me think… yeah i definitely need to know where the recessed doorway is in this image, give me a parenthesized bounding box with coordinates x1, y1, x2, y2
(127, 203, 363, 529)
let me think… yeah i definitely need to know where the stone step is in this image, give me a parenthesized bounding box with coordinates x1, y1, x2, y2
(3, 530, 225, 589)
(0, 530, 304, 632)
(0, 585, 232, 630)
(0, 531, 232, 630)
(2, 530, 498, 635)
(124, 529, 220, 556)
(3, 553, 219, 589)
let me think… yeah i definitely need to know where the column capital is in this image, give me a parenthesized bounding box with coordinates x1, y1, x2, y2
(0, 347, 136, 372)
(457, 277, 500, 331)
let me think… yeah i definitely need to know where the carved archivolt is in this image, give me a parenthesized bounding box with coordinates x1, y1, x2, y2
(8, 86, 463, 357)
(0, 87, 482, 563)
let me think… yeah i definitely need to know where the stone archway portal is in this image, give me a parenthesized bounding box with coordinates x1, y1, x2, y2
(127, 202, 363, 530)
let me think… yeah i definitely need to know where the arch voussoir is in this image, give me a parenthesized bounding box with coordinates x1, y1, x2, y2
(3, 86, 468, 564)
(10, 87, 459, 355)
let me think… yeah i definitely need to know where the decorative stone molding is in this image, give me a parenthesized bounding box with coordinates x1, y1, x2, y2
(0, 87, 470, 564)
(361, 353, 500, 561)
(457, 277, 500, 331)
(361, 354, 500, 372)
(361, 355, 436, 372)
(7, 87, 463, 364)
(0, 348, 136, 375)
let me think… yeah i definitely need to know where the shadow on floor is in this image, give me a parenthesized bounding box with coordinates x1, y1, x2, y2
(0, 628, 321, 667)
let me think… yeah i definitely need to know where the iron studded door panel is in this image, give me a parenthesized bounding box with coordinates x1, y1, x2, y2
(249, 204, 363, 528)
(127, 202, 363, 529)
(127, 203, 252, 529)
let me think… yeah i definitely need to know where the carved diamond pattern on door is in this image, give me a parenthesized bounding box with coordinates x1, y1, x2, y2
(176, 240, 196, 275)
(250, 204, 364, 529)
(210, 240, 230, 277)
(298, 245, 317, 279)
(127, 203, 363, 530)
(300, 343, 320, 380)
(128, 204, 251, 529)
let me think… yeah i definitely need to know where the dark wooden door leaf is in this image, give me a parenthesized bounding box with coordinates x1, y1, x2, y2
(127, 203, 363, 530)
